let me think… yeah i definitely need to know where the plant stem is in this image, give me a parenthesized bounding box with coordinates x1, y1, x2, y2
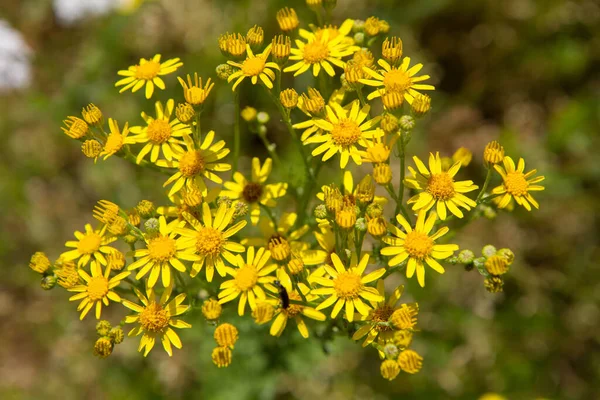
(476, 168, 493, 202)
(356, 86, 367, 108)
(232, 90, 241, 173)
(393, 137, 411, 221)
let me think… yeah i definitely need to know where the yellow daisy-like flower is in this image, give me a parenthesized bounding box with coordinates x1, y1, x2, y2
(381, 210, 459, 287)
(68, 261, 129, 320)
(221, 157, 288, 225)
(156, 131, 231, 196)
(269, 283, 326, 338)
(405, 152, 479, 220)
(227, 45, 280, 91)
(122, 284, 191, 357)
(177, 202, 246, 282)
(317, 171, 388, 208)
(361, 58, 435, 104)
(284, 20, 358, 77)
(311, 253, 385, 322)
(492, 156, 545, 211)
(218, 247, 277, 316)
(352, 281, 417, 347)
(115, 54, 183, 99)
(129, 99, 192, 164)
(128, 216, 188, 288)
(99, 118, 136, 160)
(304, 100, 382, 168)
(61, 224, 117, 268)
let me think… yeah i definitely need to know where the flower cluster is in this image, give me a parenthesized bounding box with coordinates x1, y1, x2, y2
(32, 2, 544, 382)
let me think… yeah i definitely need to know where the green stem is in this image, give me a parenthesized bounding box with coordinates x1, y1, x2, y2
(356, 86, 367, 108)
(259, 203, 279, 230)
(232, 91, 241, 173)
(476, 168, 493, 203)
(257, 132, 282, 167)
(393, 138, 411, 221)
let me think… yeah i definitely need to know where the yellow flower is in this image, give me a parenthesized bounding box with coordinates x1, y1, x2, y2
(156, 131, 231, 196)
(270, 283, 326, 338)
(217, 246, 277, 316)
(284, 20, 358, 77)
(304, 100, 382, 168)
(176, 202, 246, 282)
(62, 116, 88, 139)
(276, 7, 299, 32)
(221, 157, 288, 225)
(68, 261, 129, 320)
(115, 54, 183, 99)
(381, 210, 458, 287)
(492, 156, 545, 211)
(352, 281, 417, 346)
(311, 253, 385, 322)
(177, 73, 214, 106)
(405, 152, 478, 220)
(128, 216, 188, 288)
(61, 224, 117, 268)
(302, 227, 335, 280)
(361, 58, 434, 104)
(214, 323, 239, 348)
(122, 284, 191, 356)
(227, 45, 280, 91)
(99, 118, 135, 160)
(398, 349, 423, 373)
(129, 99, 192, 164)
(380, 359, 401, 381)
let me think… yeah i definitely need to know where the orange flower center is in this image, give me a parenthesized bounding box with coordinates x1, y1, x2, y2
(427, 173, 455, 201)
(372, 304, 394, 332)
(333, 270, 362, 299)
(242, 57, 266, 76)
(195, 228, 224, 256)
(147, 119, 172, 144)
(87, 276, 109, 301)
(235, 265, 258, 291)
(135, 61, 161, 80)
(504, 172, 528, 197)
(283, 292, 303, 317)
(403, 231, 433, 260)
(383, 68, 412, 92)
(147, 235, 176, 262)
(303, 41, 329, 64)
(139, 302, 170, 332)
(178, 150, 205, 177)
(78, 233, 102, 254)
(331, 119, 362, 147)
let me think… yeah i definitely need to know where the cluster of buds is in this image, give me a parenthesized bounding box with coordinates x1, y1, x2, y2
(93, 320, 124, 358)
(451, 245, 514, 293)
(211, 323, 239, 368)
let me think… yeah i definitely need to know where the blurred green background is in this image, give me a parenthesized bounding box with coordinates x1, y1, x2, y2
(1, 0, 599, 399)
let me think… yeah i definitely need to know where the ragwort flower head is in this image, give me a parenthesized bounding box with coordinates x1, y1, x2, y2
(100, 118, 135, 160)
(178, 73, 214, 106)
(492, 156, 544, 211)
(115, 54, 183, 99)
(269, 283, 326, 338)
(122, 284, 191, 356)
(61, 224, 117, 268)
(177, 201, 246, 282)
(129, 99, 192, 164)
(381, 210, 458, 287)
(311, 253, 385, 322)
(405, 152, 478, 220)
(227, 45, 280, 91)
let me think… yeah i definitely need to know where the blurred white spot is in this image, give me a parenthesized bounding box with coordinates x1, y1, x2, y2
(52, 0, 120, 24)
(0, 20, 32, 92)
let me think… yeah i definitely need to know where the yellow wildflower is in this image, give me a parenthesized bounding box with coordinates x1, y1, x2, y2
(492, 156, 545, 211)
(177, 73, 214, 106)
(270, 283, 326, 338)
(61, 224, 116, 268)
(115, 54, 183, 99)
(99, 118, 135, 160)
(227, 45, 280, 91)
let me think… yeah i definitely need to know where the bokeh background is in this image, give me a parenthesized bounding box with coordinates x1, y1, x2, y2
(1, 0, 599, 399)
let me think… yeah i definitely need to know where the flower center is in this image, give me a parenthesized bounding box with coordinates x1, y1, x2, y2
(268, 236, 291, 261)
(504, 172, 528, 196)
(426, 173, 455, 201)
(242, 57, 266, 76)
(235, 265, 258, 291)
(178, 150, 205, 177)
(331, 119, 362, 147)
(333, 270, 363, 299)
(383, 68, 412, 92)
(139, 302, 170, 333)
(78, 233, 102, 254)
(87, 276, 109, 301)
(195, 228, 224, 256)
(146, 119, 172, 144)
(403, 231, 433, 260)
(135, 61, 161, 80)
(283, 292, 303, 317)
(372, 305, 394, 332)
(104, 133, 124, 154)
(303, 40, 329, 64)
(147, 235, 176, 262)
(242, 182, 263, 203)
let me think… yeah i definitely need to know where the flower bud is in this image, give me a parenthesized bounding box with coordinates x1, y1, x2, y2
(399, 115, 415, 131)
(96, 320, 112, 336)
(176, 103, 195, 124)
(93, 337, 113, 358)
(482, 245, 497, 258)
(41, 275, 57, 290)
(30, 252, 51, 274)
